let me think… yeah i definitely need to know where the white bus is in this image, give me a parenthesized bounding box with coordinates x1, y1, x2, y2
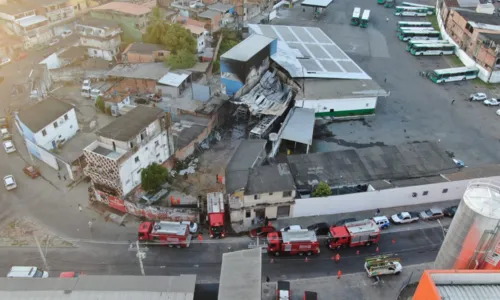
(394, 6, 428, 16)
(406, 39, 449, 51)
(397, 21, 432, 28)
(398, 29, 440, 41)
(351, 7, 361, 26)
(401, 2, 436, 15)
(360, 10, 370, 28)
(427, 67, 479, 83)
(409, 43, 455, 56)
(397, 26, 434, 32)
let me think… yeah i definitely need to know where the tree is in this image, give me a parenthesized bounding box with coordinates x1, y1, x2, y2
(213, 29, 242, 73)
(312, 181, 332, 197)
(95, 96, 105, 113)
(142, 7, 167, 44)
(165, 49, 197, 69)
(141, 163, 169, 193)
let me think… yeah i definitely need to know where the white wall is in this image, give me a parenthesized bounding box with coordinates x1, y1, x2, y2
(293, 176, 500, 217)
(295, 97, 377, 114)
(40, 53, 63, 70)
(243, 190, 295, 207)
(197, 32, 207, 53)
(87, 48, 116, 61)
(33, 108, 79, 150)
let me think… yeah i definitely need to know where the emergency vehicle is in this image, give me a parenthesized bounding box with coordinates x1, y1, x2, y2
(207, 192, 226, 238)
(326, 219, 380, 249)
(267, 229, 320, 256)
(138, 221, 192, 248)
(277, 281, 291, 300)
(364, 255, 403, 277)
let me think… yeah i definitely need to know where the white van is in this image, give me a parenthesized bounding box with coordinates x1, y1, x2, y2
(81, 79, 91, 98)
(373, 216, 390, 230)
(7, 266, 49, 278)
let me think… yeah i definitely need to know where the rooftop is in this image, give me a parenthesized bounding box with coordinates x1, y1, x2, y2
(442, 164, 500, 181)
(225, 139, 267, 193)
(280, 107, 315, 145)
(0, 275, 196, 300)
(207, 2, 234, 12)
(171, 114, 210, 150)
(218, 248, 262, 300)
(444, 0, 460, 7)
(248, 24, 371, 80)
(92, 2, 152, 16)
(55, 131, 99, 163)
(301, 0, 334, 8)
(456, 9, 500, 26)
(107, 63, 169, 81)
(199, 9, 220, 19)
(158, 72, 190, 87)
(183, 24, 206, 35)
(125, 42, 165, 54)
(17, 98, 74, 133)
(97, 105, 164, 142)
(17, 15, 48, 28)
(246, 163, 296, 195)
(77, 18, 121, 29)
(221, 34, 275, 62)
(456, 0, 479, 7)
(285, 142, 458, 189)
(295, 78, 387, 100)
(59, 46, 87, 60)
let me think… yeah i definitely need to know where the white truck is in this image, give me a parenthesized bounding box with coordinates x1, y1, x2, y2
(390, 212, 419, 224)
(365, 255, 402, 277)
(81, 79, 91, 98)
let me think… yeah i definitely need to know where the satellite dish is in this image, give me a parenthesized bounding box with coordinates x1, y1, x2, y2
(269, 133, 278, 141)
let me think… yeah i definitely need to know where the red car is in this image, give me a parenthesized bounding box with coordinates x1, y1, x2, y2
(249, 226, 276, 238)
(59, 271, 84, 278)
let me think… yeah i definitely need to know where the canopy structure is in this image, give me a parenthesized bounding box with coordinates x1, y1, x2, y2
(301, 0, 333, 7)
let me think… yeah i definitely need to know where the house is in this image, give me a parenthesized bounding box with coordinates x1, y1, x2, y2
(101, 93, 132, 117)
(15, 98, 79, 170)
(122, 42, 169, 63)
(90, 2, 152, 42)
(84, 106, 173, 198)
(183, 24, 208, 53)
(206, 3, 234, 26)
(198, 9, 222, 32)
(106, 62, 170, 94)
(157, 72, 191, 97)
(75, 18, 122, 61)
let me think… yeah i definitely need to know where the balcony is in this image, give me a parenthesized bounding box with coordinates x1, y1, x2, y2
(46, 7, 76, 25)
(85, 140, 127, 161)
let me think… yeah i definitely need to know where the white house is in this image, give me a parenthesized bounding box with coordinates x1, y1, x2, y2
(75, 18, 121, 61)
(83, 106, 173, 197)
(15, 98, 79, 170)
(182, 24, 207, 53)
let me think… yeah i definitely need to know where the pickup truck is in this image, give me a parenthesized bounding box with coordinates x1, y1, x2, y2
(390, 212, 419, 224)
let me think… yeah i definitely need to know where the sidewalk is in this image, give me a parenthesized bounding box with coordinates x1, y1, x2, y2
(273, 199, 460, 230)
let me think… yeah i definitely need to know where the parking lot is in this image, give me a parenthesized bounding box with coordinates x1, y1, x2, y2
(274, 2, 500, 167)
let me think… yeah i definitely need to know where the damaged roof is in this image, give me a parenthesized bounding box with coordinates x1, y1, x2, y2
(126, 42, 165, 54)
(245, 164, 296, 195)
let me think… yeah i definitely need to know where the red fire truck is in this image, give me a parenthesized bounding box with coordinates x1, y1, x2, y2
(207, 192, 226, 238)
(267, 229, 320, 256)
(326, 219, 380, 249)
(138, 221, 192, 248)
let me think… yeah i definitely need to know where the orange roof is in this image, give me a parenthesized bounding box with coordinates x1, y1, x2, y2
(92, 2, 152, 16)
(183, 24, 206, 35)
(176, 16, 207, 28)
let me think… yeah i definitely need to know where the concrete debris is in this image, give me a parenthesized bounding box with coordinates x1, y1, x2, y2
(232, 70, 293, 116)
(179, 160, 199, 175)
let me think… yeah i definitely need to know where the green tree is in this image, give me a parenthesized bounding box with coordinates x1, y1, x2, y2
(166, 49, 197, 69)
(213, 29, 242, 73)
(312, 181, 332, 197)
(161, 23, 196, 54)
(142, 7, 167, 44)
(95, 96, 105, 113)
(141, 163, 169, 193)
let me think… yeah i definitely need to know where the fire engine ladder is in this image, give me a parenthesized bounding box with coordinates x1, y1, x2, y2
(365, 255, 400, 270)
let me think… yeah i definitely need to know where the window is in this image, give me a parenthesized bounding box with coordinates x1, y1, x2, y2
(93, 50, 98, 55)
(155, 141, 159, 147)
(156, 153, 160, 157)
(134, 156, 139, 163)
(246, 210, 251, 218)
(53, 122, 58, 128)
(423, 191, 429, 196)
(412, 192, 417, 198)
(158, 52, 164, 57)
(125, 179, 130, 184)
(269, 192, 273, 196)
(254, 194, 260, 200)
(64, 114, 68, 120)
(465, 23, 474, 34)
(42, 129, 47, 136)
(442, 188, 448, 193)
(283, 191, 292, 197)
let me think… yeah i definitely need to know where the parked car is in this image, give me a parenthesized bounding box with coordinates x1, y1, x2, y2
(249, 225, 276, 238)
(0, 57, 11, 67)
(334, 218, 357, 227)
(280, 225, 302, 232)
(61, 29, 72, 38)
(59, 271, 84, 278)
(484, 98, 500, 106)
(390, 212, 420, 224)
(373, 216, 390, 229)
(3, 140, 15, 153)
(49, 38, 60, 46)
(469, 92, 487, 101)
(182, 221, 198, 234)
(443, 206, 458, 217)
(23, 165, 41, 179)
(496, 109, 500, 116)
(419, 208, 444, 220)
(1, 128, 11, 140)
(307, 222, 330, 235)
(3, 175, 16, 190)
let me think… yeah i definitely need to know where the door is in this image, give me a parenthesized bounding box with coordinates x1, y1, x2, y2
(277, 205, 290, 218)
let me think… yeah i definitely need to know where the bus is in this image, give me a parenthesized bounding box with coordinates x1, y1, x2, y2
(397, 21, 433, 29)
(360, 10, 370, 28)
(409, 43, 455, 56)
(401, 2, 436, 15)
(351, 7, 361, 26)
(394, 6, 429, 16)
(397, 26, 434, 32)
(427, 67, 479, 83)
(384, 0, 395, 8)
(398, 29, 441, 41)
(406, 39, 449, 51)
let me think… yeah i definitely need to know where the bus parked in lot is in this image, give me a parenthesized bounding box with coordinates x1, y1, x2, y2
(397, 21, 432, 29)
(351, 7, 361, 26)
(397, 26, 434, 32)
(394, 6, 428, 16)
(360, 10, 370, 28)
(427, 67, 479, 83)
(409, 43, 455, 56)
(401, 2, 436, 15)
(406, 39, 450, 51)
(398, 29, 440, 41)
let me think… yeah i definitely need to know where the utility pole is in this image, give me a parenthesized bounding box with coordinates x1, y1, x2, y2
(136, 241, 146, 276)
(33, 234, 49, 271)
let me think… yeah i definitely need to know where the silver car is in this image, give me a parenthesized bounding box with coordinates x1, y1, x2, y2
(419, 208, 444, 220)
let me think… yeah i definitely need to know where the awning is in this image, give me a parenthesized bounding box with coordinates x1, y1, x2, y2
(280, 107, 315, 145)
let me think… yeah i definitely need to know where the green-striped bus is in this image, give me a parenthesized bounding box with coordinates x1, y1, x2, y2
(427, 67, 479, 83)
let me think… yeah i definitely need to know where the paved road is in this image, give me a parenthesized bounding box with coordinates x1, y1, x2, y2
(0, 225, 444, 282)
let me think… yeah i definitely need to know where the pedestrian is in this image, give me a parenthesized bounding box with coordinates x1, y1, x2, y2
(384, 78, 387, 83)
(337, 270, 342, 279)
(376, 208, 381, 216)
(88, 220, 92, 229)
(216, 174, 219, 183)
(451, 99, 455, 105)
(57, 172, 61, 180)
(265, 216, 269, 226)
(335, 253, 340, 263)
(386, 17, 389, 22)
(266, 276, 270, 282)
(78, 204, 82, 212)
(63, 174, 66, 180)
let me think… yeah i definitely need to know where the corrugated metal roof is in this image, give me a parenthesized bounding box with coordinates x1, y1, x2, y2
(437, 284, 500, 299)
(218, 248, 262, 300)
(92, 2, 152, 15)
(280, 107, 315, 145)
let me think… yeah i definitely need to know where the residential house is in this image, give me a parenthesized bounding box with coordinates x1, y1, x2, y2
(157, 72, 191, 97)
(90, 2, 152, 42)
(122, 42, 169, 63)
(106, 62, 170, 94)
(198, 9, 222, 32)
(39, 0, 76, 35)
(76, 18, 122, 61)
(101, 92, 132, 117)
(84, 106, 172, 198)
(206, 3, 234, 26)
(183, 24, 208, 53)
(15, 98, 79, 170)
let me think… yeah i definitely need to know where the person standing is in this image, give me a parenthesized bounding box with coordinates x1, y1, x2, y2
(78, 204, 82, 212)
(451, 99, 455, 105)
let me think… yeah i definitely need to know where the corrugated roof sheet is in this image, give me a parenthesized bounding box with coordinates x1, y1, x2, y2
(221, 34, 274, 62)
(92, 2, 152, 15)
(280, 107, 315, 145)
(437, 284, 500, 299)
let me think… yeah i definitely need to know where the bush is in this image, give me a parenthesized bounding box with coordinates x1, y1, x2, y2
(95, 96, 105, 113)
(312, 181, 332, 197)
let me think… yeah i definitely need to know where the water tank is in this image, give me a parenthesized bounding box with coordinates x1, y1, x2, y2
(434, 180, 500, 270)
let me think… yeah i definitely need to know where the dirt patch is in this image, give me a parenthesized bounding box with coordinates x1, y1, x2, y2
(0, 219, 75, 247)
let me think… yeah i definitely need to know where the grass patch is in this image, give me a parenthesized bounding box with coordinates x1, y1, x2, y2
(472, 78, 497, 90)
(427, 15, 439, 30)
(448, 55, 464, 67)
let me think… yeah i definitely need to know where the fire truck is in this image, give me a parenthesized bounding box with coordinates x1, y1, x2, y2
(207, 192, 226, 238)
(326, 219, 380, 249)
(267, 229, 320, 256)
(138, 221, 192, 248)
